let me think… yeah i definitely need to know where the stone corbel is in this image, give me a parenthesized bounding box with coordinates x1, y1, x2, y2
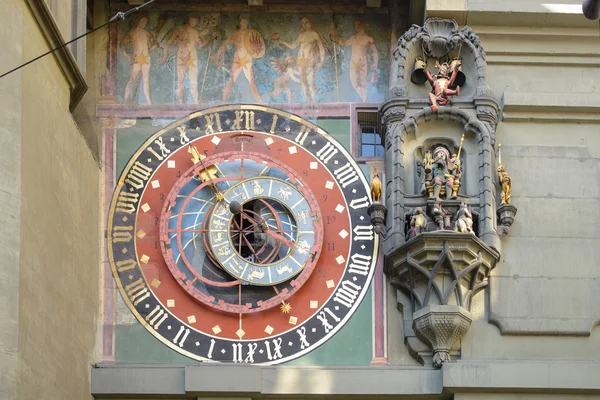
(385, 232, 499, 368)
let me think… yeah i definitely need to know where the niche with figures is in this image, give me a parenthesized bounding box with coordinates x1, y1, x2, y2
(401, 120, 480, 240)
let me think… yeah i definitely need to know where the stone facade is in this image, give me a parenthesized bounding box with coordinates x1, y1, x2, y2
(0, 0, 599, 398)
(0, 1, 100, 399)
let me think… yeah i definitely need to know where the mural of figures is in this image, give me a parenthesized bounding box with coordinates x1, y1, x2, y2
(115, 12, 390, 105)
(214, 15, 265, 103)
(120, 16, 158, 104)
(160, 16, 217, 104)
(330, 20, 379, 102)
(273, 17, 326, 103)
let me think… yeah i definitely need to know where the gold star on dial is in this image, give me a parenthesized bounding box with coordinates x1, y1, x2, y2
(280, 301, 292, 314)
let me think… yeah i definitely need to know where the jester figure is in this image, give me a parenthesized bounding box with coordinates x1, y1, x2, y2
(425, 60, 461, 112)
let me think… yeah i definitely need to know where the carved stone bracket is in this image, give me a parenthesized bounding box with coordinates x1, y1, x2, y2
(413, 306, 472, 368)
(385, 232, 499, 367)
(369, 202, 387, 237)
(497, 204, 518, 236)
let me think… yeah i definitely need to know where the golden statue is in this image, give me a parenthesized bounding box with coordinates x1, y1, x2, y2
(370, 168, 382, 202)
(497, 144, 512, 205)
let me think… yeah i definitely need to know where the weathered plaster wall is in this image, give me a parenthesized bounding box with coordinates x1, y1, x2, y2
(16, 6, 100, 400)
(0, 1, 23, 398)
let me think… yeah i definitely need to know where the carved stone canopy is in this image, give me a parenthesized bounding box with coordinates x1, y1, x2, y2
(385, 232, 499, 367)
(385, 231, 500, 312)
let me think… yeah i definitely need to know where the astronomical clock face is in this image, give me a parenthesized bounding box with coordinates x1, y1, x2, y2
(108, 105, 378, 364)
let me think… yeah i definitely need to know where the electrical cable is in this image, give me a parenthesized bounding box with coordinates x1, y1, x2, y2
(0, 0, 158, 80)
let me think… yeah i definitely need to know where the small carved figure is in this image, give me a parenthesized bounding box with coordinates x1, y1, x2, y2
(423, 151, 433, 173)
(407, 207, 426, 240)
(497, 144, 512, 205)
(431, 201, 445, 230)
(449, 153, 462, 181)
(455, 203, 474, 233)
(370, 168, 382, 202)
(425, 60, 461, 112)
(497, 164, 512, 205)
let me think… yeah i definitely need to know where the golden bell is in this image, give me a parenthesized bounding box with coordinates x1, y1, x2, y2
(410, 57, 428, 85)
(449, 57, 466, 88)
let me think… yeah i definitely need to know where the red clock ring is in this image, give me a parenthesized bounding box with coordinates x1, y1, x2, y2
(158, 151, 324, 314)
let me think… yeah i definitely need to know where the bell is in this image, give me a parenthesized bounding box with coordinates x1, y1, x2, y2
(449, 57, 466, 88)
(410, 57, 428, 85)
(583, 0, 600, 19)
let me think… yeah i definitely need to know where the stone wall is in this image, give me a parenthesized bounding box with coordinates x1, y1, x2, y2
(0, 1, 100, 399)
(0, 1, 24, 398)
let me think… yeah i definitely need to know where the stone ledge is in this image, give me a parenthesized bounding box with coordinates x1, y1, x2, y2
(443, 360, 600, 393)
(92, 364, 443, 398)
(24, 0, 87, 112)
(91, 361, 600, 398)
(501, 92, 600, 122)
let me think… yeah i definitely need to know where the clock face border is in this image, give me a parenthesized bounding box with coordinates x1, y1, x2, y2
(107, 104, 379, 364)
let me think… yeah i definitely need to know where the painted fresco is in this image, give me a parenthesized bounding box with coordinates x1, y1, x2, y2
(116, 12, 389, 105)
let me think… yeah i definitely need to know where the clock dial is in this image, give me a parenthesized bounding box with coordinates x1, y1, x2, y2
(108, 105, 378, 364)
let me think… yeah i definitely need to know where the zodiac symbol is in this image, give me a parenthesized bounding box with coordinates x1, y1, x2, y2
(231, 190, 246, 200)
(213, 220, 225, 229)
(214, 232, 224, 243)
(215, 204, 228, 216)
(296, 240, 310, 254)
(218, 246, 231, 256)
(228, 259, 242, 273)
(278, 187, 292, 201)
(276, 264, 293, 275)
(252, 181, 264, 195)
(246, 268, 265, 281)
(297, 209, 309, 225)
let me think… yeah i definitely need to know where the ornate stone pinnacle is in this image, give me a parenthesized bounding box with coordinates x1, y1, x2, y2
(497, 203, 518, 236)
(412, 305, 472, 369)
(368, 203, 387, 237)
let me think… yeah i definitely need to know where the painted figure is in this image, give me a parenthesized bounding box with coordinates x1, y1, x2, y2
(213, 15, 265, 103)
(266, 56, 301, 103)
(274, 17, 326, 103)
(120, 16, 158, 104)
(431, 147, 456, 200)
(160, 16, 217, 104)
(329, 20, 379, 102)
(455, 203, 474, 233)
(425, 60, 461, 112)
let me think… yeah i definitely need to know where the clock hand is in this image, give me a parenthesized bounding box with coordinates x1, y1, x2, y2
(189, 144, 225, 201)
(263, 229, 295, 249)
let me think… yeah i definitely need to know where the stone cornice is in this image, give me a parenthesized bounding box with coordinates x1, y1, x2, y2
(90, 362, 600, 398)
(501, 92, 600, 122)
(25, 0, 88, 112)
